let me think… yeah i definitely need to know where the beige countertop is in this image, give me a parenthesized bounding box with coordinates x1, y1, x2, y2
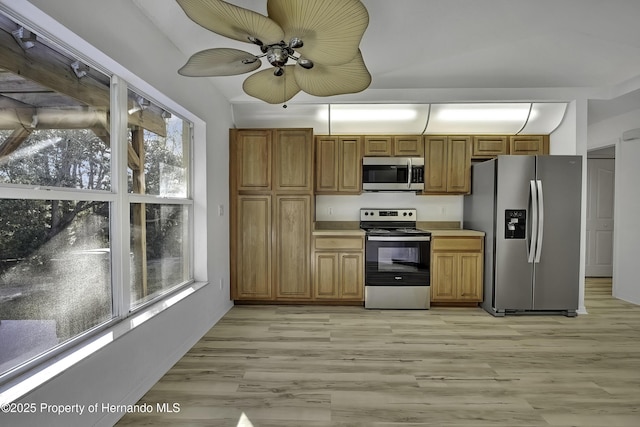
(427, 229, 485, 237)
(312, 229, 365, 236)
(312, 228, 483, 237)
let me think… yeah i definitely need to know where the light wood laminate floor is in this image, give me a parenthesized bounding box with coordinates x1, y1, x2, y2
(117, 278, 640, 426)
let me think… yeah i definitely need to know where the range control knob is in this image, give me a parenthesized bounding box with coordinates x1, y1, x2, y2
(408, 212, 413, 216)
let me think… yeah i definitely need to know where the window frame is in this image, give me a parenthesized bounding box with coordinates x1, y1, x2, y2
(0, 2, 207, 398)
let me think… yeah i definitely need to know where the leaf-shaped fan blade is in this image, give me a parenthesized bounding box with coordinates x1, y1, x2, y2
(243, 66, 301, 104)
(178, 48, 261, 76)
(267, 0, 369, 66)
(177, 0, 284, 45)
(293, 50, 371, 97)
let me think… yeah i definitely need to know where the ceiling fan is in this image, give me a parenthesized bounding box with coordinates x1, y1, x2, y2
(175, 0, 371, 104)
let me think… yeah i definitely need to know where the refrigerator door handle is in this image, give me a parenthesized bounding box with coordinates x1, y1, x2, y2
(535, 180, 544, 263)
(528, 180, 538, 263)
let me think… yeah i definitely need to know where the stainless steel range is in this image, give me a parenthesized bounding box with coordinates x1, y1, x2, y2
(360, 208, 431, 309)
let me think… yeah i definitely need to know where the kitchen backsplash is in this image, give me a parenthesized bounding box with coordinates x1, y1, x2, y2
(315, 194, 463, 222)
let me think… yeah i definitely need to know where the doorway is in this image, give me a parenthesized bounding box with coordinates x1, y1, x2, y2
(586, 147, 615, 277)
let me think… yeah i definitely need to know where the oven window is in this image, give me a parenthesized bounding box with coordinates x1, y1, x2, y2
(378, 247, 420, 272)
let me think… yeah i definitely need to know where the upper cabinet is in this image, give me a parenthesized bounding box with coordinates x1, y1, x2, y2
(472, 135, 509, 158)
(509, 135, 549, 155)
(232, 129, 272, 191)
(232, 129, 313, 193)
(274, 129, 314, 192)
(424, 136, 471, 194)
(363, 135, 424, 156)
(315, 135, 362, 194)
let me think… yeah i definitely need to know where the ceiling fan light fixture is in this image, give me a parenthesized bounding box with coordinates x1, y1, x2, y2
(176, 0, 370, 103)
(297, 58, 314, 69)
(289, 37, 303, 49)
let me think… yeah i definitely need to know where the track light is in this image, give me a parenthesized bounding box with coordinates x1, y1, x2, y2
(70, 61, 88, 78)
(12, 27, 37, 50)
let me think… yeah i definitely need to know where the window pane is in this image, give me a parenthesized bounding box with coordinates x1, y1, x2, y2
(126, 90, 189, 197)
(130, 204, 189, 306)
(0, 67, 111, 190)
(0, 199, 112, 374)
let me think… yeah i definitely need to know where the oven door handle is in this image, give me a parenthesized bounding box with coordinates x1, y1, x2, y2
(367, 236, 431, 242)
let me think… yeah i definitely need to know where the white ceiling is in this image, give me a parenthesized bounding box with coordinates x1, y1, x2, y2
(133, 0, 640, 122)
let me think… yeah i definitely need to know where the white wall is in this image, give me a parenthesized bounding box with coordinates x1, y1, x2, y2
(589, 108, 640, 305)
(1, 1, 233, 425)
(316, 194, 463, 223)
(613, 137, 640, 304)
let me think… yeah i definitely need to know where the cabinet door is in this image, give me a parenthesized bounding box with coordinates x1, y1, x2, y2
(458, 252, 483, 301)
(274, 195, 312, 299)
(339, 136, 362, 193)
(340, 253, 363, 300)
(233, 129, 271, 191)
(313, 253, 339, 299)
(424, 136, 448, 193)
(364, 136, 392, 156)
(447, 136, 471, 193)
(274, 129, 313, 192)
(393, 135, 424, 156)
(235, 195, 272, 299)
(472, 135, 508, 158)
(509, 135, 548, 155)
(431, 252, 457, 301)
(315, 136, 339, 193)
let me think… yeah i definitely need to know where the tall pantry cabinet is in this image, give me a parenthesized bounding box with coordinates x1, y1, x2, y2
(230, 128, 314, 301)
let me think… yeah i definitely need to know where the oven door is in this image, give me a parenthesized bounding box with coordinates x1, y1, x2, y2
(365, 235, 431, 286)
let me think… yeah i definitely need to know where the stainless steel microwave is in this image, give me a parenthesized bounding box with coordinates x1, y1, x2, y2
(362, 157, 425, 192)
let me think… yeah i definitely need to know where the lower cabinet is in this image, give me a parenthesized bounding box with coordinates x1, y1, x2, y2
(312, 235, 364, 301)
(234, 195, 272, 299)
(431, 236, 484, 303)
(232, 194, 312, 301)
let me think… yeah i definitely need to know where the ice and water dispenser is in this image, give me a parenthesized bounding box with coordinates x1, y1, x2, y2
(505, 209, 526, 239)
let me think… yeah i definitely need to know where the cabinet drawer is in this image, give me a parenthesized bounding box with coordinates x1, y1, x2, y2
(432, 237, 482, 252)
(314, 236, 364, 250)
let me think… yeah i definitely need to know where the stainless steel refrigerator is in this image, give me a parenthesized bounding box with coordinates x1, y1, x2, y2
(463, 155, 582, 317)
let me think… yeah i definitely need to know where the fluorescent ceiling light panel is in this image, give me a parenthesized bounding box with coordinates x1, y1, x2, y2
(327, 104, 430, 134)
(435, 103, 531, 122)
(320, 106, 419, 122)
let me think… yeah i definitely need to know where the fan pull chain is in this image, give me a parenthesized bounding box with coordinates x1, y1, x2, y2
(282, 70, 287, 109)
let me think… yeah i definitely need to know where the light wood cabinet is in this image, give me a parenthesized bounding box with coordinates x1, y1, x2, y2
(424, 136, 471, 194)
(274, 195, 312, 299)
(393, 135, 424, 156)
(315, 135, 362, 194)
(274, 129, 313, 192)
(230, 128, 314, 302)
(509, 135, 549, 155)
(234, 195, 272, 299)
(363, 135, 423, 156)
(472, 135, 509, 158)
(431, 236, 483, 303)
(232, 129, 272, 191)
(363, 135, 393, 156)
(312, 235, 364, 301)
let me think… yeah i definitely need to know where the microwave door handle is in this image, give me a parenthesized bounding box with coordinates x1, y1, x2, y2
(407, 158, 412, 188)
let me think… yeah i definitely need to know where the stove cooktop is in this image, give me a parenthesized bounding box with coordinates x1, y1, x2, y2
(362, 227, 430, 236)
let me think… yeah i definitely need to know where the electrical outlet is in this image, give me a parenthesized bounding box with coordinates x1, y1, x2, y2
(219, 278, 224, 290)
(218, 204, 224, 216)
(328, 207, 334, 216)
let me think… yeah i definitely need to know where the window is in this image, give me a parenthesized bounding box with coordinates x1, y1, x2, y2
(0, 10, 194, 381)
(127, 88, 192, 307)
